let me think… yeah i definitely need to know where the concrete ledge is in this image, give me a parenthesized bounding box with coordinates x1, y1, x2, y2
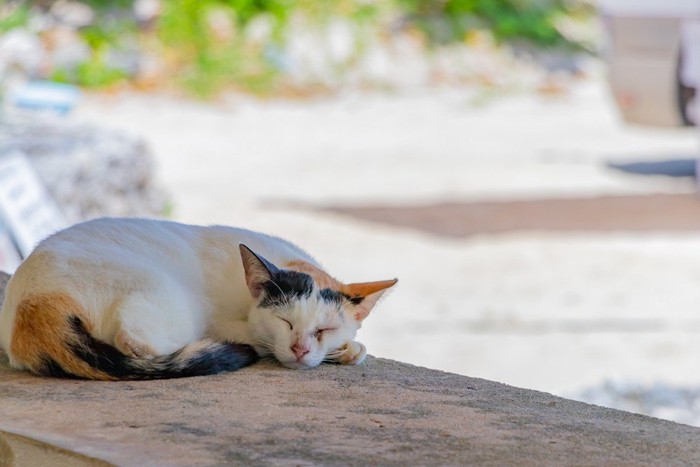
(0, 429, 108, 467)
(0, 270, 698, 465)
(1, 350, 700, 465)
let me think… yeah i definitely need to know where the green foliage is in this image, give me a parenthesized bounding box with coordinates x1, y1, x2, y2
(3, 0, 591, 96)
(60, 21, 131, 87)
(227, 0, 292, 28)
(52, 57, 127, 88)
(398, 0, 582, 49)
(154, 0, 384, 96)
(76, 59, 127, 87)
(0, 3, 30, 34)
(155, 1, 285, 96)
(79, 0, 134, 9)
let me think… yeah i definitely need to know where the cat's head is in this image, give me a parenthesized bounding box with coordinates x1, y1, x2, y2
(239, 244, 396, 369)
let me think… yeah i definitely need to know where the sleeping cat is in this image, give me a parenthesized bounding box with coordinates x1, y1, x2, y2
(0, 218, 397, 380)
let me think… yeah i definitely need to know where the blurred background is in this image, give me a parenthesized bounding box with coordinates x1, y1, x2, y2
(2, 0, 700, 426)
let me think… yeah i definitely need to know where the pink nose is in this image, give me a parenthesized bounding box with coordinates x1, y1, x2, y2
(291, 344, 309, 360)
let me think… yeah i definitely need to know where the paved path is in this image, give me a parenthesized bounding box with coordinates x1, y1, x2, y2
(2, 352, 700, 466)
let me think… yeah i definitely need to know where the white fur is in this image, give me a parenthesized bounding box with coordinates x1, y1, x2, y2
(0, 217, 368, 370)
(248, 290, 356, 369)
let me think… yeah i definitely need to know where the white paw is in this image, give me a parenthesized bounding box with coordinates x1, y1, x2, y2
(336, 341, 366, 365)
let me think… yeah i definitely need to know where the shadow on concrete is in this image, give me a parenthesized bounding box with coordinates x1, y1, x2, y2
(315, 193, 700, 238)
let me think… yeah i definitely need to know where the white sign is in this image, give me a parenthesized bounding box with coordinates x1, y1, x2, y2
(0, 152, 66, 258)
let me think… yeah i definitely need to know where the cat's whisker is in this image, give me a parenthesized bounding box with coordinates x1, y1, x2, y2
(254, 336, 276, 352)
(256, 337, 287, 360)
(266, 279, 286, 298)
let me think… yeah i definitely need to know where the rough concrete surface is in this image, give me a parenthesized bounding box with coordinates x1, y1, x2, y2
(1, 269, 700, 465)
(1, 352, 700, 466)
(0, 430, 109, 467)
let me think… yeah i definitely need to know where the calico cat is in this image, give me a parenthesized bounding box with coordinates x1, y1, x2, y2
(0, 218, 396, 380)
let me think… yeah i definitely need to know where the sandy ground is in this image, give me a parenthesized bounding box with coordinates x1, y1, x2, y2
(75, 77, 700, 403)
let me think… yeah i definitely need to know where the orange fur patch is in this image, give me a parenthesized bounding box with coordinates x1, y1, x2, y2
(285, 261, 397, 321)
(285, 260, 345, 291)
(11, 294, 113, 380)
(344, 279, 398, 299)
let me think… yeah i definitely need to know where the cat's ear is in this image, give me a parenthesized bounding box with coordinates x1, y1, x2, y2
(344, 279, 398, 321)
(239, 244, 280, 299)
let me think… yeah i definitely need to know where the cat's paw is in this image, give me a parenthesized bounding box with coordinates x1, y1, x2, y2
(115, 331, 157, 359)
(335, 341, 366, 366)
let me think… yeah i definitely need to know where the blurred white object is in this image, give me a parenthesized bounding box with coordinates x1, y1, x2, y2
(0, 29, 45, 78)
(134, 0, 161, 23)
(49, 0, 95, 28)
(46, 26, 91, 72)
(0, 152, 66, 261)
(599, 0, 700, 126)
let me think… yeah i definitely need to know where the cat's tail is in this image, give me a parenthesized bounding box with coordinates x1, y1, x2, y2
(62, 317, 260, 380)
(10, 294, 258, 380)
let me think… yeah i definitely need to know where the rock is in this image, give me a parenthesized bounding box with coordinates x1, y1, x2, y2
(133, 0, 161, 24)
(0, 115, 168, 222)
(0, 30, 45, 79)
(0, 271, 9, 305)
(49, 1, 95, 28)
(44, 26, 91, 72)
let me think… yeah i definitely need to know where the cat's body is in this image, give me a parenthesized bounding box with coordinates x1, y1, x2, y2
(0, 218, 396, 380)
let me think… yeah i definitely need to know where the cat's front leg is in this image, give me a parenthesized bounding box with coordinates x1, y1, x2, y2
(331, 340, 367, 365)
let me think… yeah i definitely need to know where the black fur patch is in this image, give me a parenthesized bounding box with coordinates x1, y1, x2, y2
(319, 288, 344, 306)
(39, 357, 77, 379)
(68, 317, 132, 378)
(67, 316, 259, 380)
(259, 270, 314, 308)
(171, 343, 259, 378)
(319, 288, 364, 306)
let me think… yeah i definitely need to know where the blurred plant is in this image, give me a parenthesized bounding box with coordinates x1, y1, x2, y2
(397, 0, 593, 50)
(0, 2, 30, 34)
(156, 0, 291, 96)
(53, 21, 131, 87)
(155, 0, 383, 96)
(0, 0, 594, 97)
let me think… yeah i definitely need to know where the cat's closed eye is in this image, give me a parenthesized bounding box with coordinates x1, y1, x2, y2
(277, 316, 293, 330)
(314, 328, 336, 340)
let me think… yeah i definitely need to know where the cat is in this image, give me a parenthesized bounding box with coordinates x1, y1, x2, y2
(0, 217, 397, 380)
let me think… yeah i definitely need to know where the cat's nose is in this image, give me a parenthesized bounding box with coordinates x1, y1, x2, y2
(291, 344, 309, 360)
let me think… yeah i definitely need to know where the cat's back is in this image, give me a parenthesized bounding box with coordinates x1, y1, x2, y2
(39, 217, 200, 260)
(0, 218, 206, 355)
(8, 218, 204, 297)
